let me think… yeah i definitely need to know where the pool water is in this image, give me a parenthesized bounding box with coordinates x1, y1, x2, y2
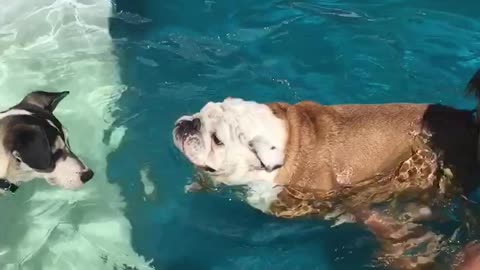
(110, 0, 480, 269)
(1, 0, 480, 269)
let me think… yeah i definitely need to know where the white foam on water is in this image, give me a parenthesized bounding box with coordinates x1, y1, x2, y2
(0, 1, 154, 269)
(139, 166, 156, 199)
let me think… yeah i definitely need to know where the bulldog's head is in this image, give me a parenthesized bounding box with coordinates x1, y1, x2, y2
(173, 98, 287, 185)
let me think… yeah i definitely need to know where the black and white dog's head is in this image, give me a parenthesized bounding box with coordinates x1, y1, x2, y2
(0, 91, 93, 191)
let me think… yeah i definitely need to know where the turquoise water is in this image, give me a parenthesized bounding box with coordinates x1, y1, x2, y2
(109, 1, 480, 269)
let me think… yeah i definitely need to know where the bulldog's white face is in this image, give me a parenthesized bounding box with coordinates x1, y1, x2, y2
(173, 98, 288, 186)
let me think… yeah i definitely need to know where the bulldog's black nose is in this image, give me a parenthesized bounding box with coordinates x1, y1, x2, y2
(80, 169, 94, 183)
(177, 118, 201, 134)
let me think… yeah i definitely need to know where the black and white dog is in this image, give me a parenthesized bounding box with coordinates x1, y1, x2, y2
(0, 91, 93, 193)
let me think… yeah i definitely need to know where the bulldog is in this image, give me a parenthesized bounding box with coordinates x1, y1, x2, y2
(173, 69, 480, 269)
(0, 91, 94, 193)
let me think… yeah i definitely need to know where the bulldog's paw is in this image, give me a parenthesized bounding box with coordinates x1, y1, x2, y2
(184, 182, 205, 193)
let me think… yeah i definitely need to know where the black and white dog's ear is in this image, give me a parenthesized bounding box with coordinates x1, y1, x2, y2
(20, 91, 70, 112)
(12, 125, 52, 170)
(248, 136, 284, 172)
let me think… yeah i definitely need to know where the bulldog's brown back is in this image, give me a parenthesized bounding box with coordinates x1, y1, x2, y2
(268, 101, 478, 195)
(267, 100, 479, 270)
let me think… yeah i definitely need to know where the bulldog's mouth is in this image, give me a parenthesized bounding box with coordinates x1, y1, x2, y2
(173, 121, 219, 174)
(180, 138, 186, 152)
(173, 127, 187, 152)
(173, 130, 210, 170)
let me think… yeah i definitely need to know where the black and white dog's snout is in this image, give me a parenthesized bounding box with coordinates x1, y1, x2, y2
(80, 169, 94, 183)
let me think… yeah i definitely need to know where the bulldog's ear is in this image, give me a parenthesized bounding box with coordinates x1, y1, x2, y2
(248, 136, 284, 172)
(11, 124, 52, 170)
(20, 91, 70, 112)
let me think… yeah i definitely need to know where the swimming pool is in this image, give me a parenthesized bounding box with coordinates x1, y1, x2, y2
(1, 0, 480, 269)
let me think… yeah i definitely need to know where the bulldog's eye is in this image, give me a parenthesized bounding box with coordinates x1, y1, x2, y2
(204, 166, 216, 172)
(212, 133, 224, 146)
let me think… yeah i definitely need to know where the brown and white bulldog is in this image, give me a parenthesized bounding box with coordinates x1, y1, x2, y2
(173, 69, 480, 269)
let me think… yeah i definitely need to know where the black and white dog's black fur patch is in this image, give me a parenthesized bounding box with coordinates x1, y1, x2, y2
(0, 91, 93, 192)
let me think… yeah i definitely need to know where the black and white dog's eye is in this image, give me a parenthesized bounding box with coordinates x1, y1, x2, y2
(212, 133, 224, 146)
